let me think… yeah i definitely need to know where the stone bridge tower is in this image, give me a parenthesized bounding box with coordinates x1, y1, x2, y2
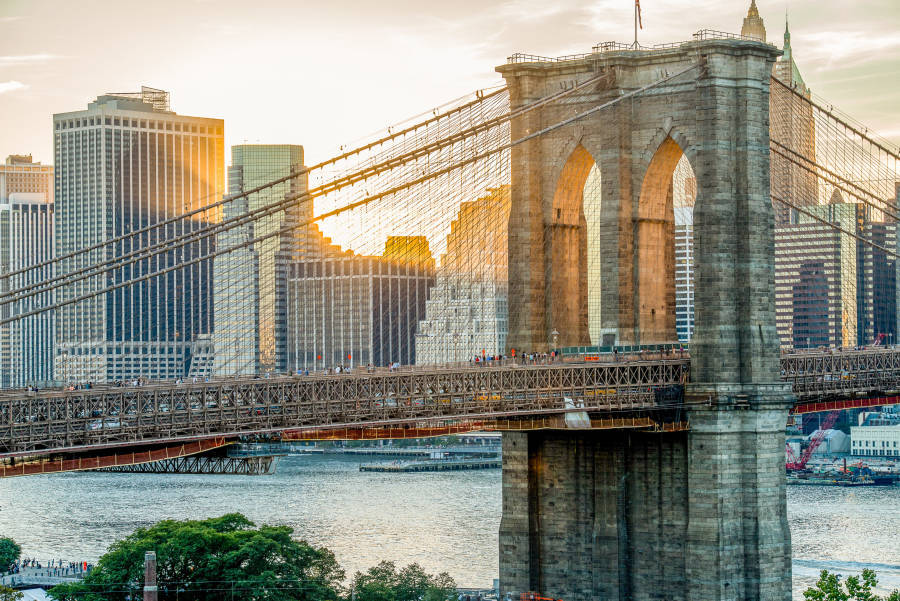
(497, 38, 794, 601)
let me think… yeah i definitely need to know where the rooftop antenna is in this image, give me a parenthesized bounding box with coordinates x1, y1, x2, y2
(633, 0, 643, 48)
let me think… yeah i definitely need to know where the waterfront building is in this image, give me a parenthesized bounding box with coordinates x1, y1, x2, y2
(850, 424, 900, 457)
(212, 145, 305, 375)
(53, 87, 224, 382)
(801, 429, 850, 456)
(286, 236, 434, 370)
(0, 155, 54, 386)
(415, 187, 509, 364)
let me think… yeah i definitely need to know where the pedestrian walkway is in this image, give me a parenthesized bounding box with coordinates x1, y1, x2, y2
(1, 564, 88, 588)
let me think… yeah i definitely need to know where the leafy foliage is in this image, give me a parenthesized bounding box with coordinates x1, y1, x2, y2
(0, 538, 21, 571)
(803, 569, 900, 601)
(349, 561, 456, 601)
(0, 585, 23, 601)
(49, 513, 344, 601)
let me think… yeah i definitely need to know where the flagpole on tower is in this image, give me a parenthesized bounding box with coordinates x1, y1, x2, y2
(633, 0, 643, 48)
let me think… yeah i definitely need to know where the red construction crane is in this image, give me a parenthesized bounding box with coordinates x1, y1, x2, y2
(785, 410, 840, 471)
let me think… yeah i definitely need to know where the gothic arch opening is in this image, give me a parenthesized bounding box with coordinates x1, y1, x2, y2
(546, 144, 595, 348)
(584, 164, 603, 345)
(635, 136, 696, 344)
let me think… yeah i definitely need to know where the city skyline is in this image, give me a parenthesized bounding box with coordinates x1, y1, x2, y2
(1, 0, 898, 167)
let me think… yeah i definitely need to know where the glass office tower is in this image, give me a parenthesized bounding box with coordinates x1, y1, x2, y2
(213, 145, 305, 374)
(53, 87, 224, 382)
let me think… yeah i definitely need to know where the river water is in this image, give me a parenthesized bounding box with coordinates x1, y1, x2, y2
(1, 454, 898, 599)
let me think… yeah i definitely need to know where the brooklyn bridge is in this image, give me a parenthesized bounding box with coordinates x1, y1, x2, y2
(2, 26, 899, 601)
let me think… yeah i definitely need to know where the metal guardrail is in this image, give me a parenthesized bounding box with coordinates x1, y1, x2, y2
(507, 29, 773, 64)
(0, 360, 689, 456)
(5, 348, 900, 457)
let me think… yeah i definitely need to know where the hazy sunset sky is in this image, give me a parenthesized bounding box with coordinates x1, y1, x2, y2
(1, 0, 898, 166)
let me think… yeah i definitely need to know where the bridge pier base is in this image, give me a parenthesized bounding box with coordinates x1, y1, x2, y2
(499, 396, 792, 601)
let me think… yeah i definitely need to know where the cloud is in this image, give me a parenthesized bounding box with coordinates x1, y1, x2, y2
(0, 81, 27, 94)
(0, 54, 63, 67)
(798, 31, 900, 69)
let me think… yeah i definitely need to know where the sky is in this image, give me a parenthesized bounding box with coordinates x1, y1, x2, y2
(1, 0, 898, 167)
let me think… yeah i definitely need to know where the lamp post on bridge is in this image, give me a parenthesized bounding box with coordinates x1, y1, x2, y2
(550, 329, 560, 360)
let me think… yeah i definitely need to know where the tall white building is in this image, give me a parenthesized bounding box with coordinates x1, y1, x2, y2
(674, 206, 694, 343)
(53, 87, 224, 382)
(0, 155, 54, 387)
(416, 186, 509, 364)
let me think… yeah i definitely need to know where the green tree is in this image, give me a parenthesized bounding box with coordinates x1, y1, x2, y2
(804, 569, 900, 601)
(0, 538, 20, 571)
(49, 513, 343, 601)
(349, 561, 456, 601)
(0, 585, 23, 601)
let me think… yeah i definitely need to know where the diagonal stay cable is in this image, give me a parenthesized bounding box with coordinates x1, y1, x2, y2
(770, 76, 900, 162)
(1, 71, 613, 302)
(771, 193, 898, 258)
(0, 62, 701, 326)
(770, 141, 900, 220)
(0, 87, 510, 282)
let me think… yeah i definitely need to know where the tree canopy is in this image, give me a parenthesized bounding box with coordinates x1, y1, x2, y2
(49, 513, 344, 601)
(0, 585, 23, 601)
(349, 561, 456, 601)
(0, 538, 20, 571)
(804, 569, 900, 601)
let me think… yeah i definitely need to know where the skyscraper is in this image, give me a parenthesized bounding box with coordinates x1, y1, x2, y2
(53, 87, 224, 382)
(0, 155, 54, 386)
(740, 0, 767, 42)
(415, 186, 510, 364)
(286, 237, 434, 370)
(212, 145, 305, 375)
(775, 203, 863, 348)
(775, 200, 897, 349)
(674, 205, 694, 343)
(769, 16, 818, 225)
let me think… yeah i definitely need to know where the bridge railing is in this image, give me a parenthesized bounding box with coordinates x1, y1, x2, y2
(0, 360, 690, 456)
(783, 348, 900, 400)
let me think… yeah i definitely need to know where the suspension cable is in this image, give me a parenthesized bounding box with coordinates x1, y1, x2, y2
(0, 63, 701, 326)
(0, 71, 616, 303)
(0, 87, 511, 282)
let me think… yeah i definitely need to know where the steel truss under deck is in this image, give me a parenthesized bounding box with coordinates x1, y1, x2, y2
(0, 361, 688, 455)
(3, 348, 900, 457)
(97, 454, 278, 475)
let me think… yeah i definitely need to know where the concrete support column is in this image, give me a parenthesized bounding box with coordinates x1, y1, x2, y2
(684, 390, 792, 601)
(506, 75, 548, 354)
(143, 550, 158, 601)
(685, 41, 791, 601)
(499, 430, 690, 601)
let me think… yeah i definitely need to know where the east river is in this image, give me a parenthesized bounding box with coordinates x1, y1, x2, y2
(1, 454, 899, 599)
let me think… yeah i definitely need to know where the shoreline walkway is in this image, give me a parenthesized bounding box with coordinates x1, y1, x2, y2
(1, 566, 87, 589)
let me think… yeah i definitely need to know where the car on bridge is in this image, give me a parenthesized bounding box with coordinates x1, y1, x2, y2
(86, 418, 121, 431)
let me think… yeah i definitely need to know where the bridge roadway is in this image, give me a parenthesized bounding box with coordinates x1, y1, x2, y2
(2, 348, 900, 457)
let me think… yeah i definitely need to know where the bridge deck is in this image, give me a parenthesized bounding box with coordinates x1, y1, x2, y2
(3, 348, 900, 457)
(1, 360, 687, 456)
